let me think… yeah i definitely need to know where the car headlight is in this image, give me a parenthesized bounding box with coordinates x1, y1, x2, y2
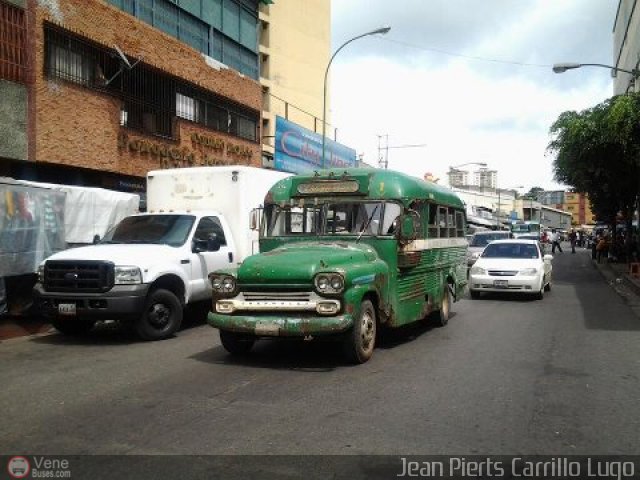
(470, 266, 486, 275)
(37, 264, 45, 283)
(519, 268, 538, 276)
(314, 273, 344, 294)
(209, 273, 237, 295)
(114, 266, 142, 285)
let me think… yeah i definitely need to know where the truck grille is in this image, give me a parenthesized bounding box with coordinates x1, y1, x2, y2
(44, 260, 115, 293)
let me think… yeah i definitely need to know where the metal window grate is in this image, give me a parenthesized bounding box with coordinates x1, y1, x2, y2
(0, 1, 26, 83)
(44, 23, 258, 141)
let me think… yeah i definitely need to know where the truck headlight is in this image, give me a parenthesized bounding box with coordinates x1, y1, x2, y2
(470, 266, 486, 275)
(115, 266, 142, 285)
(314, 273, 344, 294)
(210, 273, 237, 294)
(519, 268, 538, 276)
(37, 265, 45, 283)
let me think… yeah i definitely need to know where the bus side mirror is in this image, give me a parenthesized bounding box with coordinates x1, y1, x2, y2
(396, 211, 420, 244)
(250, 208, 262, 231)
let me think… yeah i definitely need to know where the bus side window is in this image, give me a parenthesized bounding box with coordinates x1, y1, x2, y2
(455, 211, 465, 237)
(447, 208, 456, 238)
(438, 206, 448, 238)
(382, 203, 402, 235)
(428, 204, 438, 238)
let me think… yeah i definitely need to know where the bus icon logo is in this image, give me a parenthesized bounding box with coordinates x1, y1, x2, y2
(7, 456, 30, 479)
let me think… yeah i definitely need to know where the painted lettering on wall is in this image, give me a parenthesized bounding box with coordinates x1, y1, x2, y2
(118, 132, 255, 169)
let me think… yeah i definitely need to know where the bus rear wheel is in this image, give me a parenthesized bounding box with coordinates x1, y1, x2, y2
(343, 299, 376, 364)
(433, 286, 451, 327)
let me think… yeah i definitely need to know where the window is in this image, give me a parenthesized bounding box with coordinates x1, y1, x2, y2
(46, 40, 92, 85)
(0, 2, 26, 84)
(382, 203, 402, 235)
(176, 92, 200, 122)
(428, 204, 438, 238)
(202, 0, 222, 29)
(222, 0, 240, 41)
(194, 216, 227, 246)
(438, 206, 448, 238)
(455, 211, 465, 238)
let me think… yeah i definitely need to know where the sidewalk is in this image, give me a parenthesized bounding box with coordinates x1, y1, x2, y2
(590, 249, 640, 315)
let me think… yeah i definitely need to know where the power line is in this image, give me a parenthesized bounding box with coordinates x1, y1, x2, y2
(379, 37, 551, 68)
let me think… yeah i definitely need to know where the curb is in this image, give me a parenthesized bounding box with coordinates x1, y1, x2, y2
(591, 257, 640, 302)
(0, 317, 54, 341)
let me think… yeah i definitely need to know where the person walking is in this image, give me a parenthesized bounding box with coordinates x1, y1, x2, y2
(569, 229, 577, 254)
(551, 229, 563, 254)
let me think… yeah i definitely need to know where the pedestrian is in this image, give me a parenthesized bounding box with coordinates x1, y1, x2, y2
(596, 235, 608, 264)
(551, 229, 563, 254)
(591, 234, 598, 260)
(569, 229, 577, 254)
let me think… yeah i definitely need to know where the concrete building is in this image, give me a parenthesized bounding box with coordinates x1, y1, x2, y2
(0, 0, 267, 195)
(447, 168, 469, 188)
(473, 167, 497, 189)
(613, 0, 640, 94)
(259, 0, 330, 164)
(564, 191, 596, 226)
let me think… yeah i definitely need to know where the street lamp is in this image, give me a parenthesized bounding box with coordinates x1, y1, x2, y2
(552, 62, 640, 77)
(321, 26, 391, 168)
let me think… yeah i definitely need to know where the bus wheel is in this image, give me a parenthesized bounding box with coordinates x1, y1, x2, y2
(434, 286, 451, 327)
(220, 330, 255, 355)
(344, 299, 376, 364)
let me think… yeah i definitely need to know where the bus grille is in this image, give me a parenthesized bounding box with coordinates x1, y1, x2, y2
(44, 260, 115, 293)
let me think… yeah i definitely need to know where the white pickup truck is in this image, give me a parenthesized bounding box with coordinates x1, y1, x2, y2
(33, 166, 289, 340)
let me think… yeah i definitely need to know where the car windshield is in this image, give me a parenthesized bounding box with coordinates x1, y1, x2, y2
(262, 202, 402, 238)
(482, 242, 540, 259)
(469, 233, 509, 247)
(101, 214, 195, 247)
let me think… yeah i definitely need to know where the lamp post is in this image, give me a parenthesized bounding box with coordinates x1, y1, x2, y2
(552, 62, 640, 76)
(321, 26, 391, 168)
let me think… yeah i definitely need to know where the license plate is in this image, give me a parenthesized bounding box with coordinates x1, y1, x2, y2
(58, 303, 76, 315)
(493, 280, 508, 288)
(255, 321, 279, 336)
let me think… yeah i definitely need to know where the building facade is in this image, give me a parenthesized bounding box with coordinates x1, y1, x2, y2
(447, 168, 469, 188)
(613, 0, 640, 94)
(564, 191, 596, 226)
(258, 0, 330, 164)
(472, 167, 497, 189)
(0, 0, 265, 196)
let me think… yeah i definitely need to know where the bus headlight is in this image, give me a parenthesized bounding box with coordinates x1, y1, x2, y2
(209, 273, 237, 295)
(314, 273, 344, 294)
(114, 266, 142, 285)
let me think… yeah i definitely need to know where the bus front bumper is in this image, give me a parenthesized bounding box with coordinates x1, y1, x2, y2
(207, 312, 355, 337)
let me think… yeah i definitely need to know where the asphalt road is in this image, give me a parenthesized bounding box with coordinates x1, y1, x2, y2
(1, 245, 640, 457)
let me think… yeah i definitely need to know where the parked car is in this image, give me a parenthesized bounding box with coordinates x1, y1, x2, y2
(468, 239, 553, 300)
(467, 230, 514, 267)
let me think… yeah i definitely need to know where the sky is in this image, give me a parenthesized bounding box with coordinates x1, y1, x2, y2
(329, 0, 618, 191)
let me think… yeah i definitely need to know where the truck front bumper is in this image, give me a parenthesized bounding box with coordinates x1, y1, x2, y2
(33, 283, 150, 321)
(207, 311, 354, 337)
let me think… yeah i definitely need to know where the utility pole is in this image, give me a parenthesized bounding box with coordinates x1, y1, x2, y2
(377, 134, 427, 169)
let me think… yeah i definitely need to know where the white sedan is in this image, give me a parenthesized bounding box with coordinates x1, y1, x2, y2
(468, 239, 553, 300)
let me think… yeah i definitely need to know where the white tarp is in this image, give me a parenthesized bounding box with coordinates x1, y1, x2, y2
(17, 181, 139, 244)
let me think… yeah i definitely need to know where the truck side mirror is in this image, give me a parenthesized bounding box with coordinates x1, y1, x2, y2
(206, 233, 221, 252)
(93, 234, 101, 244)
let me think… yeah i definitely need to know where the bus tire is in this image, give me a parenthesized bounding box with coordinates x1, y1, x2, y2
(343, 299, 376, 364)
(220, 330, 255, 355)
(434, 286, 451, 327)
(135, 288, 183, 341)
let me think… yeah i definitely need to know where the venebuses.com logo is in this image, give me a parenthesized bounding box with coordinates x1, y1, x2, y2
(6, 456, 71, 478)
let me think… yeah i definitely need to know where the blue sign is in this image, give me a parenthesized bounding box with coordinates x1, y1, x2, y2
(274, 116, 357, 174)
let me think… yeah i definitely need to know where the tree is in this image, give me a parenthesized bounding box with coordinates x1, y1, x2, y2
(547, 93, 640, 232)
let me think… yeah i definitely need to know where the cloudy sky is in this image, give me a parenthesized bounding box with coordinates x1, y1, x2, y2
(329, 0, 617, 191)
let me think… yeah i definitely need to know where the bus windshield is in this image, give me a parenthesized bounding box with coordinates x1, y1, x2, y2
(511, 222, 541, 235)
(262, 202, 402, 238)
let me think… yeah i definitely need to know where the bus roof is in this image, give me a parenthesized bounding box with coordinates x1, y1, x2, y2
(266, 168, 465, 208)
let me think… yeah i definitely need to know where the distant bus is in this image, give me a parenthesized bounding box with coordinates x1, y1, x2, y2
(510, 221, 541, 237)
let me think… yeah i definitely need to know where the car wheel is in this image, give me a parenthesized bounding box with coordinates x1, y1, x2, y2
(470, 290, 481, 300)
(343, 299, 376, 364)
(544, 274, 552, 292)
(135, 288, 183, 341)
(535, 282, 544, 300)
(51, 318, 96, 335)
(220, 330, 255, 355)
(433, 286, 451, 326)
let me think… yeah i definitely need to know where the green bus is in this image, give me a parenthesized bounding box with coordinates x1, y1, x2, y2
(207, 168, 468, 363)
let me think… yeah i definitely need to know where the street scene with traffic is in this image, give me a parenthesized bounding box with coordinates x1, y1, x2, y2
(2, 1, 640, 479)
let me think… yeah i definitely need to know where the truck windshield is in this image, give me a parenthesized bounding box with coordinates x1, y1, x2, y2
(101, 215, 196, 247)
(262, 202, 401, 238)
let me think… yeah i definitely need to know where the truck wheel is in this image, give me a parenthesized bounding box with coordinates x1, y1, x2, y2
(220, 330, 255, 355)
(135, 289, 183, 341)
(51, 318, 95, 335)
(343, 299, 376, 364)
(433, 286, 450, 327)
